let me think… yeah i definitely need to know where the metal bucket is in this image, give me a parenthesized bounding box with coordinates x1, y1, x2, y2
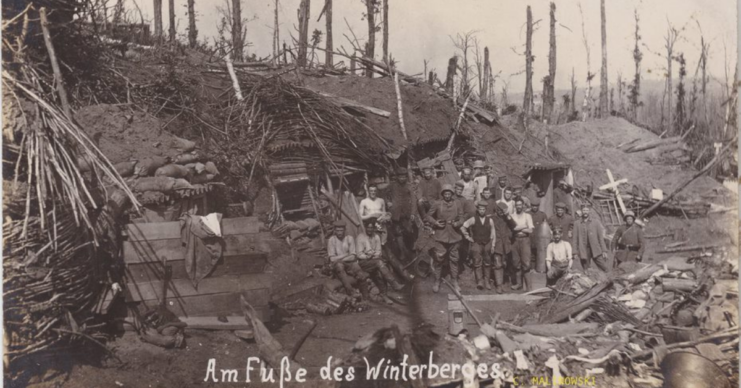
(660, 351, 731, 388)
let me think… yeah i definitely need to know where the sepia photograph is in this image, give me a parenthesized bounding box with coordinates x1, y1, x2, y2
(1, 0, 739, 386)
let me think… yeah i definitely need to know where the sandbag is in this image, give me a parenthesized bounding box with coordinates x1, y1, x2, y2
(114, 160, 138, 178)
(190, 173, 215, 184)
(172, 136, 196, 152)
(172, 178, 194, 190)
(204, 161, 220, 176)
(155, 164, 191, 179)
(132, 177, 176, 192)
(136, 156, 170, 177)
(185, 163, 206, 174)
(174, 151, 204, 164)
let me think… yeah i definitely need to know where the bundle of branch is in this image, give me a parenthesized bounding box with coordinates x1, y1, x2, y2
(212, 74, 392, 190)
(2, 69, 138, 367)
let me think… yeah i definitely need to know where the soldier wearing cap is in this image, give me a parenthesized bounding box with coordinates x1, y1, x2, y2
(548, 202, 575, 242)
(385, 167, 418, 264)
(554, 179, 574, 214)
(573, 203, 610, 272)
(490, 202, 515, 293)
(472, 160, 488, 201)
(459, 167, 477, 200)
(513, 186, 531, 208)
(327, 220, 370, 297)
(546, 227, 573, 283)
(454, 180, 477, 219)
(416, 165, 442, 216)
(529, 198, 549, 273)
(611, 210, 645, 266)
(460, 200, 497, 290)
(425, 184, 464, 293)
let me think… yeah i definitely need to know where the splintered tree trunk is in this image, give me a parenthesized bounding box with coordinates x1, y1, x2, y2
(545, 2, 556, 120)
(382, 0, 388, 63)
(523, 6, 534, 117)
(297, 0, 310, 67)
(481, 47, 490, 103)
(365, 0, 376, 77)
(599, 0, 608, 118)
(666, 40, 673, 131)
(571, 68, 577, 117)
(428, 71, 434, 85)
(273, 0, 279, 64)
(325, 0, 333, 66)
(168, 0, 175, 42)
(232, 0, 243, 61)
(445, 56, 457, 95)
(153, 0, 163, 38)
(187, 0, 197, 48)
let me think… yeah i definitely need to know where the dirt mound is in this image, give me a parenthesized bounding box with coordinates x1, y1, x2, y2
(536, 117, 721, 199)
(296, 75, 460, 146)
(75, 104, 193, 163)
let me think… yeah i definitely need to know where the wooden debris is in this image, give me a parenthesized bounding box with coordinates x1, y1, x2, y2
(310, 90, 391, 117)
(661, 278, 698, 292)
(241, 296, 302, 371)
(657, 243, 724, 253)
(179, 316, 252, 330)
(541, 281, 611, 324)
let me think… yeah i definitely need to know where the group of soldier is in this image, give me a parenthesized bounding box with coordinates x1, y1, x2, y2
(325, 161, 645, 299)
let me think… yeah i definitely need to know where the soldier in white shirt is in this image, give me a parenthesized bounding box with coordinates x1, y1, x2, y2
(546, 227, 573, 283)
(510, 199, 534, 291)
(472, 160, 488, 201)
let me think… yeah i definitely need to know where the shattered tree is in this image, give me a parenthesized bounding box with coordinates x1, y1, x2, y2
(599, 0, 608, 118)
(187, 0, 197, 48)
(544, 2, 556, 121)
(523, 5, 534, 117)
(153, 0, 163, 38)
(231, 0, 243, 61)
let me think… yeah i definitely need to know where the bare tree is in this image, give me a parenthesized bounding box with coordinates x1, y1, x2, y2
(273, 0, 280, 65)
(297, 0, 310, 67)
(544, 2, 556, 120)
(317, 0, 333, 66)
(382, 0, 389, 63)
(154, 0, 163, 38)
(445, 56, 457, 95)
(501, 80, 509, 109)
(578, 2, 593, 121)
(694, 20, 711, 127)
(451, 31, 477, 97)
(168, 0, 176, 41)
(675, 53, 687, 132)
(231, 0, 243, 60)
(617, 72, 623, 114)
(481, 46, 491, 104)
(660, 20, 688, 132)
(628, 9, 642, 120)
(523, 5, 534, 116)
(187, 0, 197, 47)
(599, 0, 608, 117)
(363, 0, 378, 77)
(571, 67, 577, 118)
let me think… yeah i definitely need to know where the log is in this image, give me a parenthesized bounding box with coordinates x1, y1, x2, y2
(661, 278, 698, 292)
(241, 296, 302, 371)
(625, 136, 682, 153)
(226, 53, 244, 101)
(39, 7, 71, 118)
(618, 263, 662, 285)
(310, 90, 391, 117)
(657, 243, 724, 254)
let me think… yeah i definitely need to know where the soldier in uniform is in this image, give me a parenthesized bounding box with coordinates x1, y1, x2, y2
(611, 210, 645, 266)
(460, 201, 497, 290)
(425, 184, 464, 293)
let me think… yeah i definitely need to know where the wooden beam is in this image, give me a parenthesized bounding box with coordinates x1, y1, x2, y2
(311, 90, 391, 117)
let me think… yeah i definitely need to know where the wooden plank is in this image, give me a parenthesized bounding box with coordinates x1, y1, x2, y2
(179, 316, 252, 330)
(125, 216, 263, 242)
(313, 90, 392, 118)
(125, 273, 272, 302)
(126, 253, 268, 282)
(136, 293, 271, 319)
(123, 232, 274, 263)
(448, 294, 546, 302)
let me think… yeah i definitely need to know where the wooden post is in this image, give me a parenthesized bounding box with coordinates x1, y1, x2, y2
(39, 7, 71, 119)
(393, 71, 408, 141)
(273, 0, 280, 65)
(325, 0, 333, 66)
(297, 0, 310, 67)
(226, 53, 244, 101)
(445, 56, 457, 96)
(599, 0, 608, 118)
(481, 47, 490, 103)
(570, 68, 577, 119)
(523, 6, 534, 117)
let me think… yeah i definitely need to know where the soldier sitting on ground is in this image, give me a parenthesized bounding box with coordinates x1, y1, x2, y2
(327, 220, 371, 298)
(356, 219, 405, 292)
(546, 227, 573, 284)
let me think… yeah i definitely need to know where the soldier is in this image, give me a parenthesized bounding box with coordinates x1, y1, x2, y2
(490, 202, 514, 293)
(529, 198, 549, 273)
(459, 167, 477, 200)
(496, 187, 515, 215)
(327, 221, 370, 297)
(548, 202, 575, 242)
(455, 180, 477, 218)
(513, 186, 531, 208)
(573, 203, 610, 272)
(460, 200, 497, 290)
(492, 176, 509, 201)
(546, 227, 573, 283)
(554, 180, 574, 214)
(416, 166, 442, 216)
(510, 198, 534, 290)
(611, 210, 645, 266)
(425, 184, 464, 293)
(472, 160, 488, 201)
(356, 219, 405, 291)
(385, 168, 418, 263)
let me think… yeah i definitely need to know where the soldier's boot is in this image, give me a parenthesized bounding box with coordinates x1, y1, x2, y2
(511, 270, 523, 290)
(483, 266, 492, 290)
(493, 268, 505, 294)
(522, 270, 532, 292)
(380, 265, 404, 291)
(475, 266, 484, 290)
(449, 258, 461, 294)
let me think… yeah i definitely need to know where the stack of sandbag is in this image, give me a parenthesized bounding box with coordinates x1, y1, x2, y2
(117, 151, 220, 197)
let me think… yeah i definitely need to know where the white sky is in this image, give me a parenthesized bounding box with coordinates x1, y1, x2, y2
(132, 0, 738, 93)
